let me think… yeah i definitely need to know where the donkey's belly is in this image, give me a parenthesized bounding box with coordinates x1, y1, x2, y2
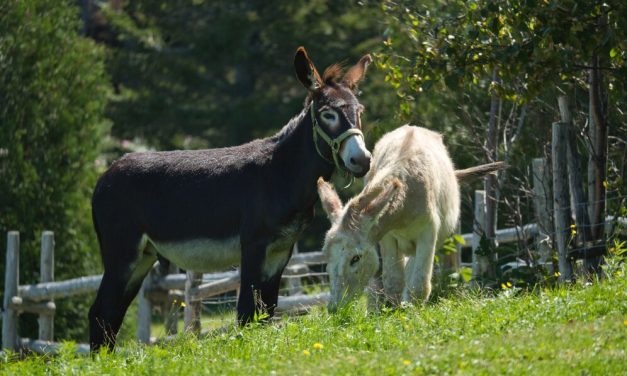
(146, 235, 241, 272)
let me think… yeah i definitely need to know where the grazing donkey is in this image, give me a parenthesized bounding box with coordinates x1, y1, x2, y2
(89, 47, 373, 351)
(317, 125, 504, 311)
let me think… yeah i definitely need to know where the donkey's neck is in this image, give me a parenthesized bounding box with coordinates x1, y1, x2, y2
(364, 211, 402, 245)
(272, 107, 335, 205)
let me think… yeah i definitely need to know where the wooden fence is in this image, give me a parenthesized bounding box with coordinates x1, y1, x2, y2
(3, 107, 625, 354)
(0, 222, 535, 354)
(1, 233, 329, 354)
(2, 215, 624, 354)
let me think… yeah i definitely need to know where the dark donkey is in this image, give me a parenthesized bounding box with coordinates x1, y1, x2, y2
(89, 47, 373, 351)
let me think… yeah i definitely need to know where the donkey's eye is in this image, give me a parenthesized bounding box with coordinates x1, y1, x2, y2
(321, 110, 338, 122)
(350, 255, 361, 266)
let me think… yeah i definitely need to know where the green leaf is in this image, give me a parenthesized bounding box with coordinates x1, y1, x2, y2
(444, 73, 460, 90)
(459, 267, 473, 282)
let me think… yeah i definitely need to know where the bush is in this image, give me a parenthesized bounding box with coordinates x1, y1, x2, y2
(0, 0, 110, 341)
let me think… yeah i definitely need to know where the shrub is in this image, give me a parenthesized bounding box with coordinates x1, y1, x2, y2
(0, 0, 110, 341)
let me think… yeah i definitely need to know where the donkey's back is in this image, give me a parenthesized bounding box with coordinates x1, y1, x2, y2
(366, 125, 460, 243)
(92, 142, 273, 247)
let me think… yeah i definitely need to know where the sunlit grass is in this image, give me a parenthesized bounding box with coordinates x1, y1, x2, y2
(2, 266, 625, 375)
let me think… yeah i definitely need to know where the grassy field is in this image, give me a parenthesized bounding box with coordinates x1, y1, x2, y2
(2, 268, 625, 375)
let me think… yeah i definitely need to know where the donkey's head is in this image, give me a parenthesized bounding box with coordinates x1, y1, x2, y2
(294, 47, 372, 177)
(317, 177, 404, 312)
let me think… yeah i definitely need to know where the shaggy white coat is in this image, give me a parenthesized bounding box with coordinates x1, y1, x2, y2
(319, 125, 502, 310)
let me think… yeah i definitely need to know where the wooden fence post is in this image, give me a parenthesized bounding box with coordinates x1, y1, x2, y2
(471, 190, 490, 279)
(2, 231, 20, 351)
(184, 271, 202, 335)
(552, 122, 574, 281)
(532, 158, 553, 267)
(137, 273, 152, 344)
(286, 243, 305, 295)
(558, 96, 599, 272)
(164, 263, 180, 336)
(441, 223, 462, 274)
(39, 231, 55, 342)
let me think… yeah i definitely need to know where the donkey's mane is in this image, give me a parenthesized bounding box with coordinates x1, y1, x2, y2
(322, 63, 344, 84)
(270, 106, 308, 145)
(303, 63, 346, 107)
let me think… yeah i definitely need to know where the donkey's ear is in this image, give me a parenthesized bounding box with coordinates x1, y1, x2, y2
(317, 177, 343, 223)
(342, 54, 373, 90)
(359, 178, 403, 219)
(294, 46, 323, 91)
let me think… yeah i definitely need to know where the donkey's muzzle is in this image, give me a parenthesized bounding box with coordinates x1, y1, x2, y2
(347, 153, 371, 178)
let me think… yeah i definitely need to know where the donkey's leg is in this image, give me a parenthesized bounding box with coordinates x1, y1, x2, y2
(403, 224, 438, 303)
(237, 238, 268, 324)
(258, 272, 285, 319)
(380, 236, 405, 307)
(89, 236, 156, 351)
(258, 243, 295, 319)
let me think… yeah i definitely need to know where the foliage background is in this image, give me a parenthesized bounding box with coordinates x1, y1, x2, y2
(0, 0, 110, 340)
(0, 0, 625, 342)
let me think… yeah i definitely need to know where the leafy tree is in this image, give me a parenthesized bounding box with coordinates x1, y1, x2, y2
(0, 0, 110, 340)
(377, 0, 626, 280)
(102, 0, 392, 150)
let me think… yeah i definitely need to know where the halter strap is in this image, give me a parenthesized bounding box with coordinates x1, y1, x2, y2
(310, 103, 363, 173)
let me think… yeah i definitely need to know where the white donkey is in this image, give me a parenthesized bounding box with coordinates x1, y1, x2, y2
(318, 125, 504, 311)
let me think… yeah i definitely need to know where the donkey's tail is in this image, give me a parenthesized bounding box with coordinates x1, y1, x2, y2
(455, 161, 506, 182)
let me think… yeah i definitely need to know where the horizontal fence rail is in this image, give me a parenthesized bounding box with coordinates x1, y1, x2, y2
(18, 276, 103, 302)
(460, 223, 538, 246)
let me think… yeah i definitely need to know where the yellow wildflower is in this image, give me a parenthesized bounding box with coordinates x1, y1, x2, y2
(570, 224, 577, 236)
(302, 350, 311, 356)
(403, 359, 411, 366)
(506, 282, 512, 288)
(180, 301, 186, 308)
(554, 271, 561, 277)
(313, 342, 324, 350)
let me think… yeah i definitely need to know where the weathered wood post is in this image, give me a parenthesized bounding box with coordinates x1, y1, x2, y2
(472, 190, 490, 279)
(559, 96, 592, 243)
(39, 231, 55, 342)
(441, 223, 462, 274)
(558, 96, 599, 272)
(164, 263, 180, 336)
(2, 231, 20, 351)
(532, 158, 553, 267)
(184, 271, 202, 334)
(587, 56, 608, 242)
(136, 274, 152, 344)
(552, 122, 574, 281)
(286, 243, 307, 295)
(484, 67, 501, 279)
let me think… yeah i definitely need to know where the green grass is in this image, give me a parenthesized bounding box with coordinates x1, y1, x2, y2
(2, 269, 625, 375)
